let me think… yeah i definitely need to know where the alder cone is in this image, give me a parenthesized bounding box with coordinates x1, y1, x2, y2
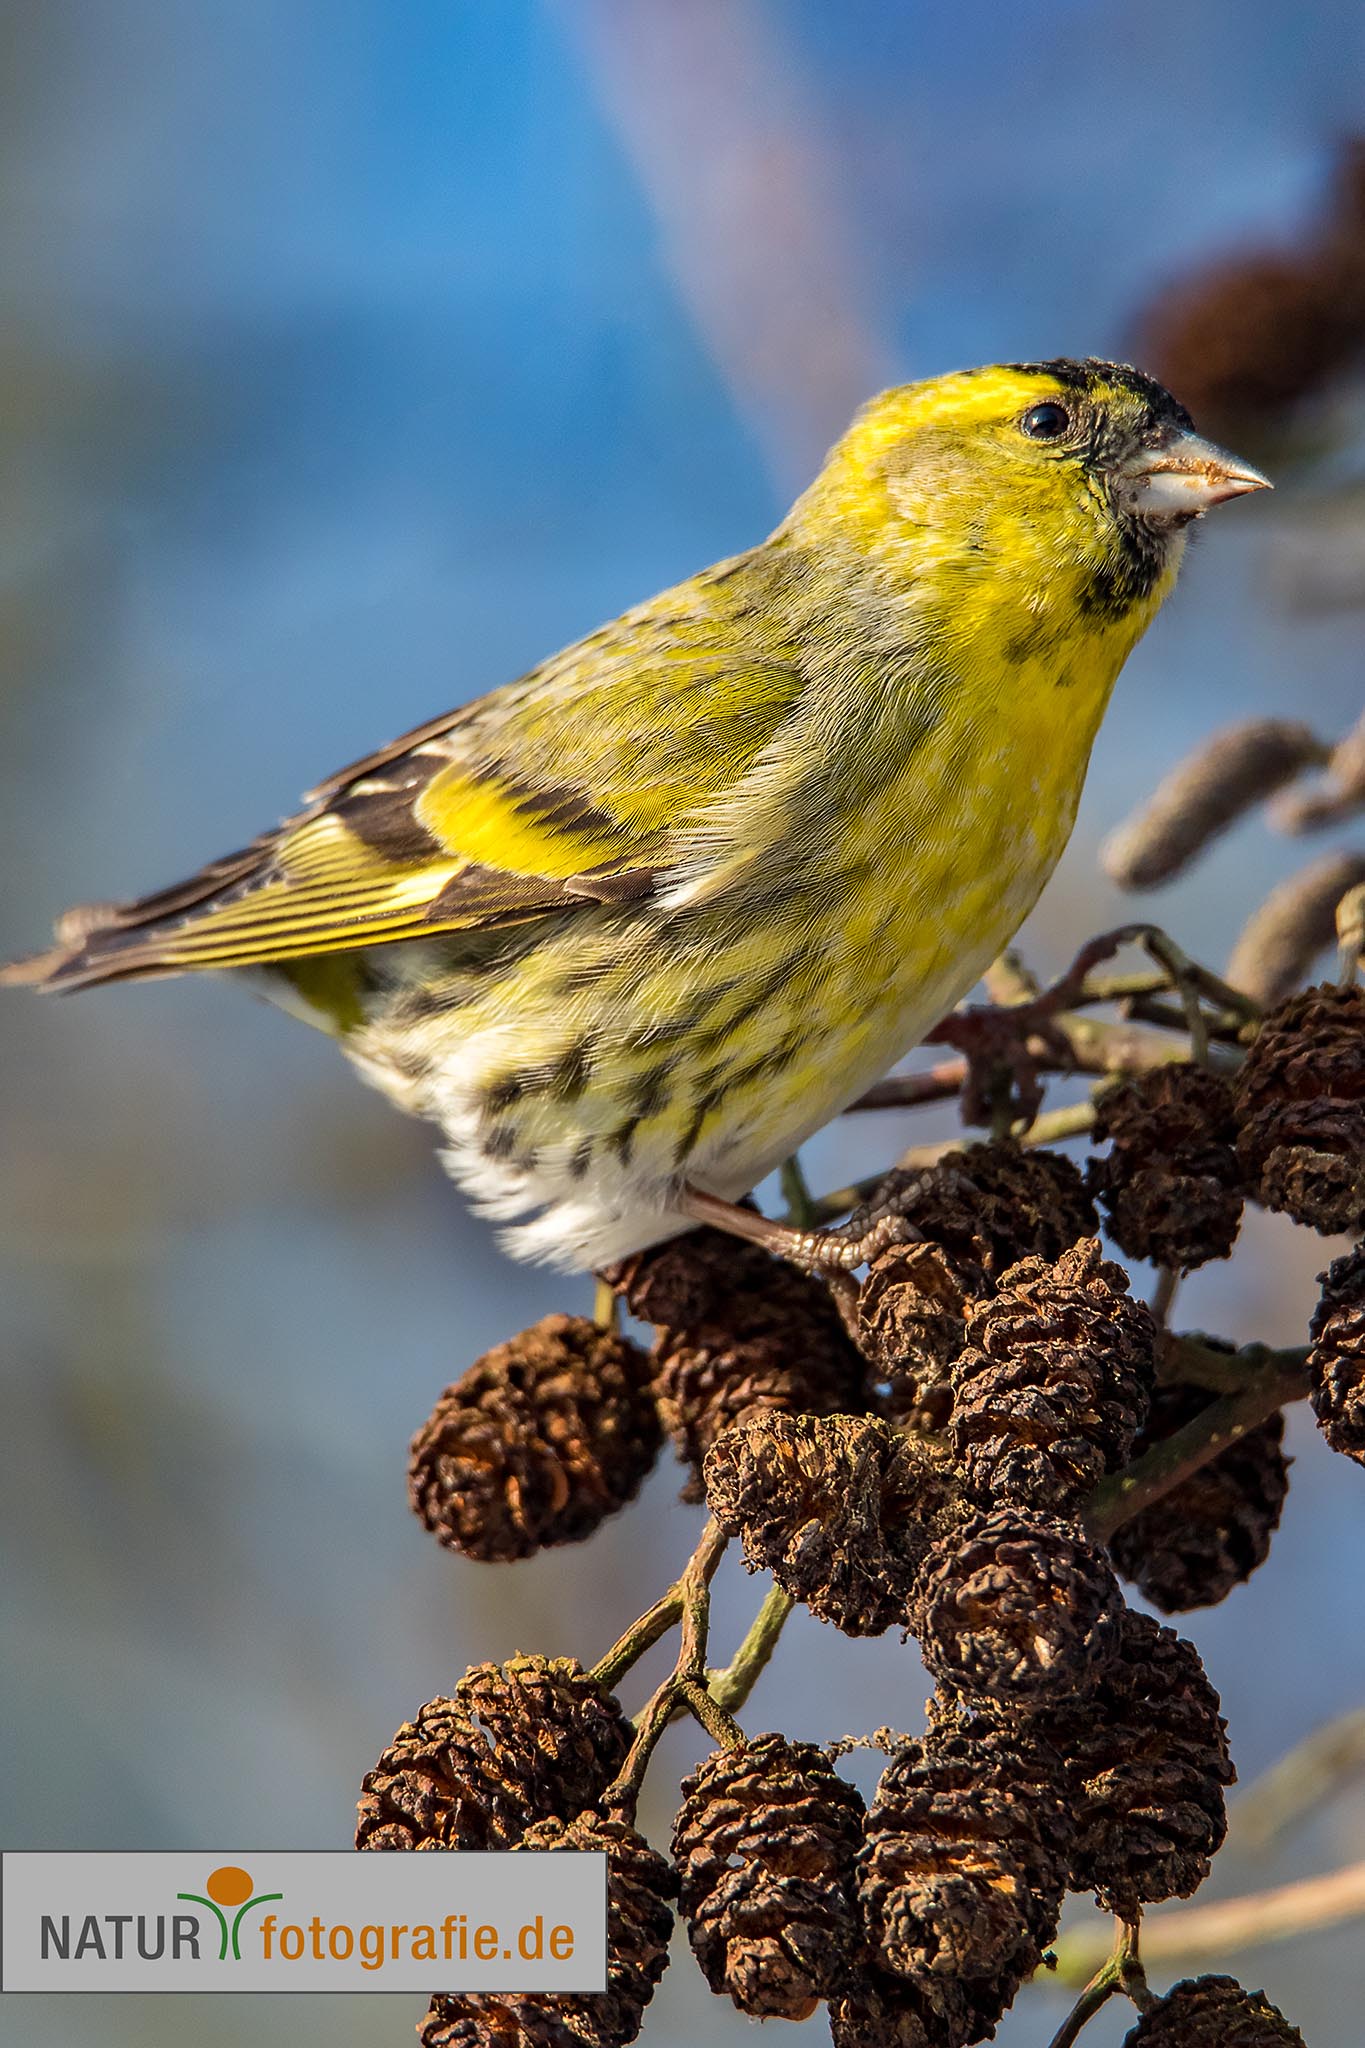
(857, 1730, 1070, 1994)
(910, 1508, 1123, 1707)
(1122, 1973, 1307, 2047)
(1308, 1243, 1365, 1462)
(1233, 983, 1365, 1236)
(606, 1223, 768, 1331)
(921, 1689, 1078, 1941)
(947, 1239, 1156, 1513)
(704, 1411, 963, 1635)
(1109, 1384, 1290, 1611)
(356, 1657, 629, 1852)
(420, 1814, 676, 2048)
(408, 1317, 661, 1560)
(672, 1733, 863, 2019)
(858, 1240, 967, 1426)
(1087, 1065, 1243, 1270)
(613, 1231, 865, 1499)
(847, 1142, 1097, 1297)
(1033, 1610, 1234, 1914)
(1141, 239, 1365, 434)
(829, 1970, 985, 2048)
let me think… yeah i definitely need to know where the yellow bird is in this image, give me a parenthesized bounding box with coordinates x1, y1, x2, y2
(3, 360, 1268, 1270)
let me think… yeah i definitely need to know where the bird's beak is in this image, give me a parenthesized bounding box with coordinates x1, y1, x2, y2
(1117, 430, 1273, 521)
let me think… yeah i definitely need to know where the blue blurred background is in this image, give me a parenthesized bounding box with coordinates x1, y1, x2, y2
(2, 3, 1364, 2043)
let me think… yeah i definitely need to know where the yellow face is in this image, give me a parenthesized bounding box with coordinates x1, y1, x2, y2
(805, 356, 1253, 627)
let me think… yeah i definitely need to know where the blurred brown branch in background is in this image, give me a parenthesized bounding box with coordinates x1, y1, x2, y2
(557, 0, 894, 487)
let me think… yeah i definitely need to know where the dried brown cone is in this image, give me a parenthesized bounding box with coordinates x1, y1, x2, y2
(858, 1240, 967, 1428)
(603, 1223, 762, 1331)
(1233, 983, 1365, 1236)
(1100, 720, 1327, 889)
(1308, 1242, 1365, 1461)
(1122, 1973, 1307, 2048)
(420, 1813, 676, 2048)
(671, 1732, 864, 2019)
(857, 1726, 1072, 1996)
(830, 1964, 1005, 2048)
(829, 1969, 982, 2048)
(947, 1238, 1156, 1513)
(1033, 1608, 1234, 1913)
(356, 1656, 631, 1852)
(909, 1508, 1123, 1707)
(610, 1229, 866, 1500)
(1109, 1383, 1290, 1611)
(1088, 1067, 1244, 1271)
(408, 1315, 661, 1561)
(920, 1688, 1079, 1937)
(1139, 243, 1365, 438)
(849, 1142, 1097, 1300)
(704, 1411, 964, 1635)
(1226, 850, 1365, 1009)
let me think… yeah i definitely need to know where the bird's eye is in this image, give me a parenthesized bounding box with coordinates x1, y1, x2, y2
(1020, 400, 1071, 441)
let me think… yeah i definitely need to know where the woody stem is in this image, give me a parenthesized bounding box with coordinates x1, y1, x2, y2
(1082, 1347, 1311, 1545)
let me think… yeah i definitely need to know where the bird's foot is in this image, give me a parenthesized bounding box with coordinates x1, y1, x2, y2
(678, 1182, 928, 1323)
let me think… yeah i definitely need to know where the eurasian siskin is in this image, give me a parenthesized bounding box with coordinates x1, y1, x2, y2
(4, 359, 1268, 1269)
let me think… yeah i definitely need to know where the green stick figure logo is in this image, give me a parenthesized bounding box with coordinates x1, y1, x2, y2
(177, 1865, 283, 1961)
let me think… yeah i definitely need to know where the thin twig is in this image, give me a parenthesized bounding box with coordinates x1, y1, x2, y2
(593, 1275, 620, 1333)
(983, 949, 1041, 1006)
(708, 1585, 795, 1715)
(1046, 1917, 1150, 2048)
(1151, 1267, 1180, 1328)
(780, 1155, 817, 1227)
(591, 1517, 726, 1701)
(848, 1059, 972, 1111)
(601, 1519, 736, 1814)
(1232, 1708, 1365, 1852)
(1156, 1331, 1269, 1394)
(1045, 1957, 1122, 2048)
(1082, 1348, 1311, 1544)
(591, 1585, 685, 1692)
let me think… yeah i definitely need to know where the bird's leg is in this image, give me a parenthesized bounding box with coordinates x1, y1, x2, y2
(678, 1182, 923, 1288)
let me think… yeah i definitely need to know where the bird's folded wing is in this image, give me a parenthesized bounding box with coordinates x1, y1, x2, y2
(3, 582, 803, 990)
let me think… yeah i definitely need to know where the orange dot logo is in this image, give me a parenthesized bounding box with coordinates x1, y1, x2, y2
(179, 1864, 283, 1961)
(205, 1866, 254, 1908)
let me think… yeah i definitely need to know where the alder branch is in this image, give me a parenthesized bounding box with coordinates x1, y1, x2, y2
(597, 1518, 738, 1813)
(1082, 1347, 1311, 1545)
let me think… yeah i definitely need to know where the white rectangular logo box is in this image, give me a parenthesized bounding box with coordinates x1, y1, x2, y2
(1, 1852, 607, 1994)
